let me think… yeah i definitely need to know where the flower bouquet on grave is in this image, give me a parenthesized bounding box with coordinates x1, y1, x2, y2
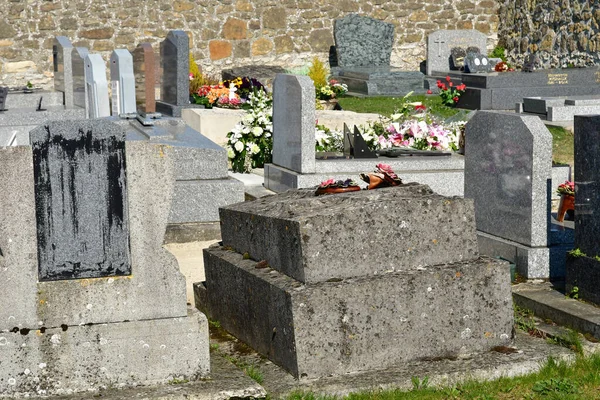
(315, 178, 361, 196)
(359, 163, 403, 190)
(556, 180, 575, 222)
(494, 61, 515, 72)
(436, 76, 467, 106)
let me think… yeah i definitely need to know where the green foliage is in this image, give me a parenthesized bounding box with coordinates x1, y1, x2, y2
(567, 286, 580, 300)
(488, 46, 507, 62)
(208, 319, 221, 329)
(168, 377, 189, 385)
(514, 305, 537, 334)
(411, 376, 429, 391)
(531, 378, 579, 396)
(547, 329, 583, 354)
(568, 248, 586, 258)
(189, 53, 219, 95)
(307, 57, 328, 89)
(244, 365, 264, 384)
(210, 343, 220, 351)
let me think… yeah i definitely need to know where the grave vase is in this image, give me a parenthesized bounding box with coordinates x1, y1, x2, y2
(319, 99, 339, 110)
(557, 193, 575, 222)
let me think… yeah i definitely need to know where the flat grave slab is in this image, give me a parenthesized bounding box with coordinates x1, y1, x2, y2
(564, 95, 600, 106)
(523, 97, 566, 114)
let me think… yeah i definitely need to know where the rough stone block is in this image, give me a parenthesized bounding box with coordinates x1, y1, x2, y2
(199, 246, 513, 379)
(334, 14, 394, 68)
(0, 309, 209, 397)
(220, 184, 479, 283)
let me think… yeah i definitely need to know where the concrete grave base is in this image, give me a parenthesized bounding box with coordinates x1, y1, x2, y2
(196, 245, 514, 379)
(155, 100, 203, 118)
(0, 309, 210, 397)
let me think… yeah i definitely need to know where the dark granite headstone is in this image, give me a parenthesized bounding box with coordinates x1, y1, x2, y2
(450, 47, 466, 70)
(522, 53, 541, 72)
(71, 47, 89, 110)
(333, 14, 394, 68)
(133, 43, 157, 113)
(31, 120, 131, 281)
(464, 53, 494, 73)
(0, 87, 7, 111)
(160, 30, 189, 106)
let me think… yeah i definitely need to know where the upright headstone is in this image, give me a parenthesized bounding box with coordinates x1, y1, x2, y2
(0, 120, 209, 396)
(110, 49, 137, 115)
(333, 14, 394, 67)
(71, 47, 89, 110)
(464, 53, 494, 73)
(31, 122, 131, 280)
(566, 115, 600, 304)
(53, 36, 74, 108)
(426, 30, 488, 76)
(0, 86, 7, 111)
(156, 30, 191, 117)
(133, 43, 157, 113)
(84, 53, 110, 118)
(464, 111, 553, 278)
(272, 74, 316, 174)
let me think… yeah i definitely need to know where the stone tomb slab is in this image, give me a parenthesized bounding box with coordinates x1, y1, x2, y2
(199, 245, 513, 379)
(522, 97, 566, 114)
(333, 14, 394, 68)
(31, 120, 131, 281)
(426, 30, 487, 76)
(220, 185, 479, 283)
(564, 95, 600, 106)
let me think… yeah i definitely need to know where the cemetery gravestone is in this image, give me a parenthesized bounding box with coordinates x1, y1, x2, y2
(464, 53, 494, 73)
(464, 111, 557, 278)
(426, 30, 488, 76)
(333, 13, 394, 67)
(133, 43, 157, 113)
(71, 47, 89, 110)
(271, 74, 316, 174)
(110, 49, 137, 116)
(156, 31, 199, 117)
(566, 115, 600, 304)
(53, 36, 74, 108)
(0, 120, 209, 396)
(450, 47, 466, 70)
(84, 54, 110, 118)
(0, 87, 7, 111)
(31, 122, 131, 281)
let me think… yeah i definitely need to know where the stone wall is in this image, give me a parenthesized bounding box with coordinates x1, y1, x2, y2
(0, 0, 500, 89)
(498, 0, 600, 68)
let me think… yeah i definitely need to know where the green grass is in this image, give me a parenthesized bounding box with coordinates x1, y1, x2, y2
(547, 125, 574, 166)
(338, 95, 460, 119)
(282, 354, 600, 400)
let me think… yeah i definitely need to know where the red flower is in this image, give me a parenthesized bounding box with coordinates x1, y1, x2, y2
(415, 104, 426, 111)
(436, 80, 443, 88)
(457, 84, 467, 91)
(453, 96, 459, 103)
(426, 89, 432, 94)
(449, 82, 453, 87)
(441, 84, 447, 91)
(446, 75, 451, 82)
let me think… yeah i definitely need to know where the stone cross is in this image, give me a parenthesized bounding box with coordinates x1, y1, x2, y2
(133, 43, 157, 113)
(84, 53, 110, 118)
(53, 36, 74, 108)
(434, 38, 446, 57)
(110, 49, 137, 116)
(30, 120, 131, 281)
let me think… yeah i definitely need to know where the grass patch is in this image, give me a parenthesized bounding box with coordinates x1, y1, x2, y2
(338, 95, 461, 120)
(547, 125, 574, 167)
(283, 354, 600, 400)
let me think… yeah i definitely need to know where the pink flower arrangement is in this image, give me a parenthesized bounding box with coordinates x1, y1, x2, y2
(557, 180, 575, 196)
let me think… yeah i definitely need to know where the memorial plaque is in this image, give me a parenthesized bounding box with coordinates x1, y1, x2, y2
(72, 47, 89, 110)
(31, 120, 131, 281)
(53, 36, 74, 108)
(84, 53, 110, 118)
(464, 53, 494, 73)
(450, 47, 466, 70)
(160, 30, 189, 106)
(133, 43, 157, 113)
(110, 49, 137, 115)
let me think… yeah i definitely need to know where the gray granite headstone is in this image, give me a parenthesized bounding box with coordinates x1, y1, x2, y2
(334, 14, 394, 68)
(84, 54, 110, 118)
(573, 115, 600, 256)
(272, 74, 316, 173)
(464, 111, 552, 248)
(71, 47, 89, 110)
(160, 30, 189, 106)
(30, 120, 131, 281)
(464, 53, 494, 73)
(110, 49, 137, 116)
(426, 30, 487, 75)
(53, 36, 74, 108)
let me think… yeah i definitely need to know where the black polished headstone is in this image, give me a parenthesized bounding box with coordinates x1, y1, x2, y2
(31, 120, 131, 281)
(464, 53, 493, 73)
(573, 115, 600, 256)
(160, 30, 189, 106)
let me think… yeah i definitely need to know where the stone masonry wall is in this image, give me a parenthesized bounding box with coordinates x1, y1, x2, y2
(498, 0, 600, 69)
(0, 0, 500, 89)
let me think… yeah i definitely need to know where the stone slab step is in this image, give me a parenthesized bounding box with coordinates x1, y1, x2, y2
(220, 184, 479, 283)
(198, 245, 513, 379)
(513, 281, 600, 340)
